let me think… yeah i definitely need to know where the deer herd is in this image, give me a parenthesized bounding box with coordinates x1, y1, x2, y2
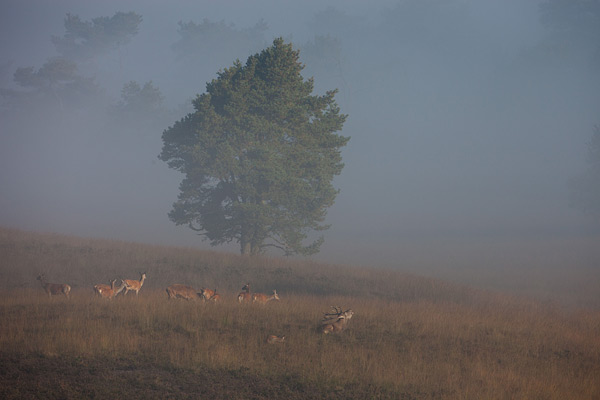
(36, 273, 355, 337)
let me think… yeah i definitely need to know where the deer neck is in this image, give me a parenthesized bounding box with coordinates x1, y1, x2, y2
(115, 281, 126, 295)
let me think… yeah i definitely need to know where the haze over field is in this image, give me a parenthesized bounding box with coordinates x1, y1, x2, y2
(1, 0, 599, 280)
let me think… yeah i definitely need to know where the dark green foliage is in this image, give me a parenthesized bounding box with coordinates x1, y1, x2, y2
(160, 38, 349, 256)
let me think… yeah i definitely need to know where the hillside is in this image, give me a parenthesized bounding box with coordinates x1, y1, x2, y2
(1, 227, 599, 399)
(0, 227, 482, 304)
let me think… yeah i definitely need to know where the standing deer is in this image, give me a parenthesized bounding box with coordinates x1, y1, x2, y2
(252, 289, 280, 304)
(122, 272, 146, 296)
(166, 284, 203, 300)
(237, 283, 252, 303)
(94, 279, 125, 299)
(321, 306, 354, 334)
(36, 275, 71, 298)
(266, 335, 286, 344)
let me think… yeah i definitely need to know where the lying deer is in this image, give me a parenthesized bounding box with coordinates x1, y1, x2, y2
(266, 335, 286, 344)
(321, 306, 354, 334)
(37, 274, 71, 298)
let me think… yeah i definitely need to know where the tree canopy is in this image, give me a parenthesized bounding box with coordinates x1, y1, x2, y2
(117, 81, 164, 115)
(160, 38, 349, 255)
(52, 12, 142, 61)
(9, 57, 98, 109)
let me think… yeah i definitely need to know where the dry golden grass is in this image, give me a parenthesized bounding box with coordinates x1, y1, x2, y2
(1, 288, 599, 399)
(1, 227, 600, 399)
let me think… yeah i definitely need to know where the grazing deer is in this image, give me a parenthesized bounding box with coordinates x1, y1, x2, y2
(266, 335, 286, 344)
(252, 289, 280, 304)
(208, 290, 220, 303)
(94, 279, 115, 296)
(166, 284, 203, 300)
(200, 288, 216, 301)
(321, 306, 354, 334)
(122, 272, 146, 296)
(237, 283, 252, 303)
(36, 275, 71, 298)
(94, 279, 125, 299)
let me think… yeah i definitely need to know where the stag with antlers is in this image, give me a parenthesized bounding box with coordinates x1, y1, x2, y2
(321, 306, 354, 334)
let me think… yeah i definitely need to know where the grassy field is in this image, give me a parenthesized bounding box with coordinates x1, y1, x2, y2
(1, 227, 599, 399)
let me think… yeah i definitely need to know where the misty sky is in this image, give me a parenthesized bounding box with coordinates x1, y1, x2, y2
(1, 0, 598, 274)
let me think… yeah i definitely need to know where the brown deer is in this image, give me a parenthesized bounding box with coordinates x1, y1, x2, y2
(208, 290, 220, 303)
(94, 279, 125, 299)
(122, 272, 146, 296)
(166, 284, 203, 300)
(321, 306, 354, 334)
(252, 289, 280, 304)
(237, 283, 252, 303)
(200, 288, 217, 301)
(94, 279, 115, 296)
(266, 335, 286, 344)
(36, 275, 71, 298)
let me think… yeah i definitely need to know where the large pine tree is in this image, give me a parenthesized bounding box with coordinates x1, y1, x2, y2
(160, 38, 349, 255)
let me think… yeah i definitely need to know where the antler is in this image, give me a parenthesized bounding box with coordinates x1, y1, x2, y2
(320, 306, 354, 334)
(322, 306, 344, 321)
(324, 306, 342, 315)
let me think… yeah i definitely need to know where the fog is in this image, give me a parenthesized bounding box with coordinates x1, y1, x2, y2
(1, 0, 599, 279)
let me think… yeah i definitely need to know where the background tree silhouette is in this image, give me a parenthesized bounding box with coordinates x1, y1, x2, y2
(52, 12, 143, 62)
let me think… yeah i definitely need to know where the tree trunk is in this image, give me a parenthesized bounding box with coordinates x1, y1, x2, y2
(241, 241, 252, 255)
